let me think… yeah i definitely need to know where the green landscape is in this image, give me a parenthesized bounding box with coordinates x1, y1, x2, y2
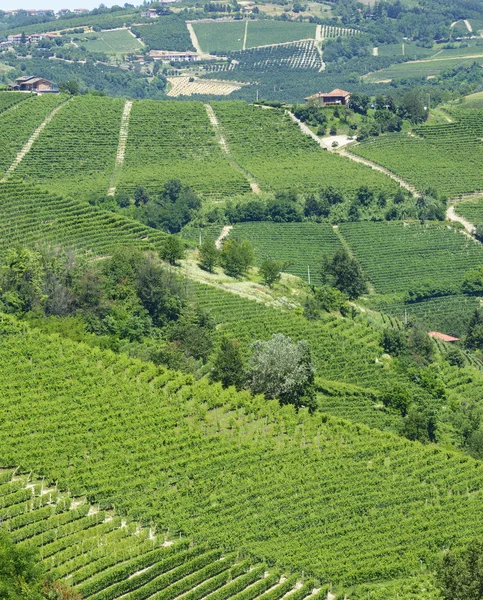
(5, 0, 483, 598)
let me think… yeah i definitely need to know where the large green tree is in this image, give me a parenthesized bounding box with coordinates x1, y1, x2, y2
(321, 248, 367, 300)
(436, 540, 483, 600)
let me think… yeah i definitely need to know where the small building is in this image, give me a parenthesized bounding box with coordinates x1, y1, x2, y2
(428, 332, 460, 343)
(305, 88, 351, 106)
(74, 8, 89, 14)
(7, 34, 24, 44)
(57, 8, 70, 14)
(9, 76, 58, 93)
(149, 50, 199, 62)
(141, 8, 159, 17)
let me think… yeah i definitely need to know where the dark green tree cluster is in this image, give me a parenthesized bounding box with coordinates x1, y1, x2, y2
(436, 540, 483, 600)
(320, 248, 367, 300)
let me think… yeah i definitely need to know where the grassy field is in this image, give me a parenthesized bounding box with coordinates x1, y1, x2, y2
(192, 20, 246, 53)
(81, 28, 143, 54)
(461, 91, 483, 108)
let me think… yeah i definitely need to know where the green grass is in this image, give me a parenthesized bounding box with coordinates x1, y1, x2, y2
(192, 21, 246, 53)
(4, 320, 483, 587)
(230, 221, 342, 280)
(339, 221, 483, 295)
(352, 109, 483, 197)
(461, 91, 483, 108)
(81, 28, 143, 54)
(245, 20, 317, 48)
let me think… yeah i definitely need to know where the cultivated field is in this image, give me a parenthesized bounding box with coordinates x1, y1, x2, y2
(82, 28, 143, 54)
(167, 77, 242, 97)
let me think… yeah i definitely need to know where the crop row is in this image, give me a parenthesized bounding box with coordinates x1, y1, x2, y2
(0, 181, 168, 259)
(222, 41, 323, 72)
(210, 102, 397, 195)
(119, 100, 250, 198)
(16, 95, 125, 198)
(0, 94, 65, 177)
(0, 91, 30, 114)
(3, 323, 483, 586)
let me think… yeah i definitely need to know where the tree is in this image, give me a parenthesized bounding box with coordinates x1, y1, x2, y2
(198, 238, 219, 273)
(221, 239, 254, 278)
(381, 384, 411, 416)
(436, 540, 483, 600)
(134, 185, 150, 207)
(0, 247, 46, 314)
(160, 236, 184, 266)
(0, 530, 43, 600)
(462, 266, 483, 295)
(211, 337, 245, 389)
(59, 80, 80, 95)
(259, 259, 281, 287)
(247, 333, 316, 411)
(321, 248, 367, 299)
(381, 327, 407, 356)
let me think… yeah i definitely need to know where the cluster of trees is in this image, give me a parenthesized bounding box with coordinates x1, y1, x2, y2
(0, 530, 79, 600)
(211, 333, 316, 411)
(350, 88, 429, 128)
(199, 237, 255, 279)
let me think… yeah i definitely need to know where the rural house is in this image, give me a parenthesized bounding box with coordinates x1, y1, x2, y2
(305, 89, 351, 106)
(9, 76, 58, 93)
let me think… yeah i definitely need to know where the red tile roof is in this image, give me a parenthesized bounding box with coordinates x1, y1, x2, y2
(428, 331, 460, 342)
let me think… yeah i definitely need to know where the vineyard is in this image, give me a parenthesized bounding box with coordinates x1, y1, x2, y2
(0, 180, 168, 258)
(118, 100, 250, 198)
(339, 221, 483, 294)
(364, 56, 479, 83)
(2, 320, 483, 592)
(454, 197, 483, 224)
(244, 20, 316, 48)
(0, 466, 316, 600)
(222, 41, 323, 72)
(0, 91, 30, 114)
(81, 28, 143, 54)
(167, 77, 242, 97)
(210, 102, 397, 195)
(352, 110, 483, 197)
(191, 20, 246, 53)
(230, 222, 342, 280)
(0, 94, 65, 178)
(15, 95, 125, 198)
(132, 17, 195, 51)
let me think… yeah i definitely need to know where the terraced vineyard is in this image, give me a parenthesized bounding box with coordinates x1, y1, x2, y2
(230, 222, 342, 281)
(132, 16, 195, 51)
(0, 91, 30, 114)
(352, 109, 483, 197)
(211, 102, 397, 195)
(0, 93, 65, 178)
(339, 221, 483, 294)
(0, 180, 168, 257)
(189, 280, 405, 391)
(245, 20, 317, 48)
(119, 100, 250, 198)
(368, 294, 481, 338)
(0, 468, 313, 600)
(82, 28, 143, 54)
(223, 41, 323, 72)
(454, 197, 483, 224)
(15, 95, 125, 197)
(3, 320, 483, 592)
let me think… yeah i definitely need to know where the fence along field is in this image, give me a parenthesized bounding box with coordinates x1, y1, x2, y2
(3, 320, 483, 594)
(0, 181, 168, 258)
(118, 100, 250, 198)
(352, 109, 483, 197)
(0, 94, 65, 179)
(210, 102, 398, 195)
(0, 466, 314, 600)
(15, 95, 125, 198)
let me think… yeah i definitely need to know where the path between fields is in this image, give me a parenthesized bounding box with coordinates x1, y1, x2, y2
(215, 225, 232, 249)
(204, 103, 261, 194)
(107, 99, 133, 196)
(187, 22, 209, 58)
(1, 99, 69, 182)
(243, 19, 248, 51)
(337, 149, 421, 196)
(446, 205, 476, 234)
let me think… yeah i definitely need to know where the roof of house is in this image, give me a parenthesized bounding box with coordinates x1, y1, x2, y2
(305, 89, 351, 100)
(428, 331, 460, 342)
